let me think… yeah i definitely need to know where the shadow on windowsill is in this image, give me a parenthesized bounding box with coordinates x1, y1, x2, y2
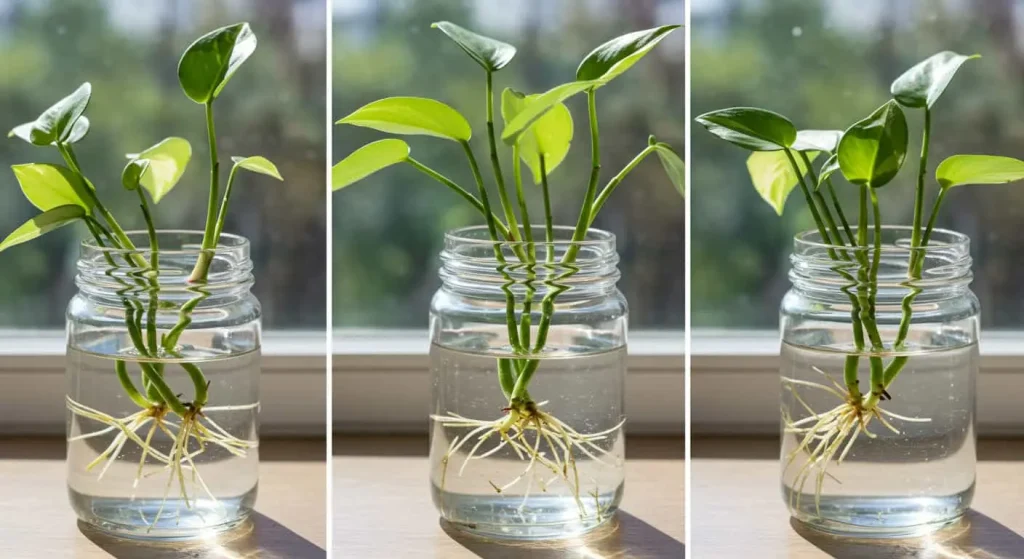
(441, 510, 684, 558)
(79, 512, 325, 558)
(792, 511, 1024, 559)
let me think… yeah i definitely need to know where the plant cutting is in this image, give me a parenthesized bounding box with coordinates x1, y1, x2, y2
(334, 21, 683, 537)
(3, 23, 282, 538)
(698, 51, 1024, 535)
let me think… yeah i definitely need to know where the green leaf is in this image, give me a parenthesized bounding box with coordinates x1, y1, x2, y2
(0, 205, 85, 253)
(8, 83, 91, 146)
(653, 143, 685, 197)
(837, 100, 908, 188)
(129, 137, 192, 204)
(177, 22, 257, 104)
(935, 154, 1024, 190)
(576, 25, 680, 84)
(12, 163, 92, 212)
(333, 139, 410, 191)
(338, 97, 472, 142)
(501, 88, 573, 183)
(816, 153, 841, 190)
(501, 80, 596, 146)
(891, 51, 979, 109)
(431, 21, 516, 72)
(746, 149, 818, 215)
(792, 129, 842, 153)
(121, 159, 150, 191)
(695, 107, 797, 151)
(232, 156, 283, 180)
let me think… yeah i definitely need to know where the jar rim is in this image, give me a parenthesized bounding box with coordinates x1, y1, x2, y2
(793, 226, 969, 254)
(444, 225, 616, 249)
(81, 230, 249, 258)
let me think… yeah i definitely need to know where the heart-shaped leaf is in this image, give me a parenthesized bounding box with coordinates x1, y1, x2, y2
(792, 129, 842, 153)
(0, 205, 85, 253)
(431, 21, 516, 72)
(9, 83, 92, 146)
(9, 116, 90, 146)
(121, 159, 151, 191)
(501, 88, 573, 183)
(12, 163, 93, 212)
(576, 25, 680, 84)
(837, 100, 908, 188)
(746, 149, 818, 215)
(232, 156, 283, 180)
(695, 107, 796, 151)
(338, 97, 472, 142)
(501, 80, 596, 146)
(816, 153, 841, 190)
(333, 139, 410, 191)
(891, 51, 979, 109)
(129, 137, 192, 204)
(178, 22, 257, 104)
(653, 142, 685, 197)
(936, 154, 1024, 190)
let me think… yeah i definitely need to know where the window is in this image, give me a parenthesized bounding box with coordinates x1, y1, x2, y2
(0, 0, 326, 330)
(332, 0, 685, 330)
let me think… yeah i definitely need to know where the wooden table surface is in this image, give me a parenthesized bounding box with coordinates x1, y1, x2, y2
(0, 437, 326, 558)
(692, 437, 1024, 559)
(333, 435, 684, 558)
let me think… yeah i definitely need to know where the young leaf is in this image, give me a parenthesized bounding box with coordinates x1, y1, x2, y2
(12, 163, 93, 212)
(501, 88, 573, 183)
(121, 159, 151, 191)
(178, 22, 257, 104)
(431, 21, 516, 72)
(10, 83, 92, 146)
(0, 205, 85, 253)
(817, 153, 841, 190)
(338, 97, 472, 142)
(936, 154, 1024, 189)
(232, 156, 283, 180)
(333, 139, 410, 191)
(746, 149, 818, 215)
(130, 137, 192, 204)
(891, 51, 979, 109)
(695, 107, 796, 151)
(10, 116, 90, 146)
(576, 25, 680, 84)
(792, 130, 842, 153)
(653, 143, 685, 197)
(501, 80, 597, 146)
(837, 100, 908, 188)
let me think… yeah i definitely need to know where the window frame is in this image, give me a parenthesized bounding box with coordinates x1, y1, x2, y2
(692, 329, 1024, 436)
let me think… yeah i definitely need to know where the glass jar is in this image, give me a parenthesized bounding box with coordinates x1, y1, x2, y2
(780, 226, 978, 538)
(428, 225, 627, 540)
(66, 231, 260, 539)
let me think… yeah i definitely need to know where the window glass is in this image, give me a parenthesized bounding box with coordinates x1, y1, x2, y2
(333, 0, 685, 329)
(693, 0, 1024, 329)
(0, 0, 326, 329)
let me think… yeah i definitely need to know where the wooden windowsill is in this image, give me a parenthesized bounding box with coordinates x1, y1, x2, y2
(333, 435, 684, 558)
(0, 438, 326, 558)
(692, 437, 1024, 558)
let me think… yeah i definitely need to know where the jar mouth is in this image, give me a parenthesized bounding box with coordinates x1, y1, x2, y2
(793, 226, 969, 255)
(445, 225, 616, 251)
(81, 230, 249, 259)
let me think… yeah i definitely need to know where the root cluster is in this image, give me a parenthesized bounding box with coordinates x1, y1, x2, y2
(68, 397, 258, 531)
(433, 400, 624, 520)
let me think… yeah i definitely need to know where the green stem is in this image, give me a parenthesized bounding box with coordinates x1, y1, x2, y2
(213, 164, 239, 244)
(137, 189, 160, 353)
(824, 178, 856, 246)
(512, 146, 536, 349)
(540, 157, 554, 260)
(485, 72, 521, 242)
(406, 158, 510, 240)
(589, 145, 657, 225)
(189, 101, 220, 283)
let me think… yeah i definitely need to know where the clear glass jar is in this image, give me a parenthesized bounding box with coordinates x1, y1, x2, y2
(66, 231, 260, 539)
(428, 225, 627, 540)
(780, 226, 978, 538)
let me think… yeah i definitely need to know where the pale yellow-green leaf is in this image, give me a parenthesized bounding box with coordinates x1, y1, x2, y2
(936, 154, 1024, 189)
(333, 139, 410, 191)
(501, 88, 573, 183)
(12, 163, 92, 212)
(338, 97, 472, 142)
(0, 205, 85, 253)
(232, 156, 283, 180)
(131, 137, 192, 204)
(746, 150, 818, 215)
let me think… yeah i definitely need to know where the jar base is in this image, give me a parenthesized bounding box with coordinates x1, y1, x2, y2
(786, 488, 972, 539)
(70, 487, 257, 541)
(434, 486, 623, 540)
